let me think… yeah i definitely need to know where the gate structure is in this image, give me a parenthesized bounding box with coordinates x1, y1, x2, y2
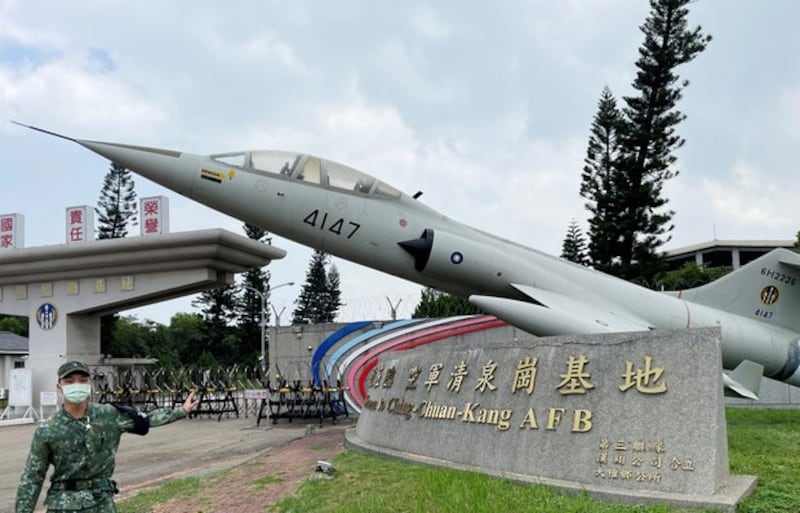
(0, 229, 285, 405)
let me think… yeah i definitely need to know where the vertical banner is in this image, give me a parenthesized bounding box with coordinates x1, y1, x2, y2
(65, 205, 94, 243)
(0, 213, 24, 249)
(140, 196, 170, 236)
(9, 369, 32, 407)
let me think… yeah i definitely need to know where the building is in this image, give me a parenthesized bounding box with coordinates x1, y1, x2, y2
(0, 331, 28, 399)
(664, 239, 795, 271)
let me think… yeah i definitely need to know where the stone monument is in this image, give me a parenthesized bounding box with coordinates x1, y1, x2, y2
(346, 327, 756, 511)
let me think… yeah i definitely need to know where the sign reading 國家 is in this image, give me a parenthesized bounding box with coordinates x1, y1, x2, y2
(0, 213, 24, 249)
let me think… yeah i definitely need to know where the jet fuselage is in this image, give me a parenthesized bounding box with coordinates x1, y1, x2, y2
(20, 130, 800, 393)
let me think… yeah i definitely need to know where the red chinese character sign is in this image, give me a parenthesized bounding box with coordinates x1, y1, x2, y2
(65, 205, 94, 243)
(0, 213, 24, 249)
(140, 196, 170, 236)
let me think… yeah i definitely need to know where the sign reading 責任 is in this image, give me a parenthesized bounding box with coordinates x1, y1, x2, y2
(346, 327, 756, 511)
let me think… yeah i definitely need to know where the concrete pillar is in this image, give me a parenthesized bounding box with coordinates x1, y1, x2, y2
(732, 248, 741, 269)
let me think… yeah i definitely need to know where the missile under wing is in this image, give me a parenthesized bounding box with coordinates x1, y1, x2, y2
(16, 122, 800, 399)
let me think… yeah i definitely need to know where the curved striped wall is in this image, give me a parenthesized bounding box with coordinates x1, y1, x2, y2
(310, 315, 506, 414)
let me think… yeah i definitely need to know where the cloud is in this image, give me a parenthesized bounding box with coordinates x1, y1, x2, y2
(2, 0, 800, 325)
(701, 161, 786, 228)
(410, 6, 452, 41)
(0, 51, 165, 135)
(778, 84, 800, 143)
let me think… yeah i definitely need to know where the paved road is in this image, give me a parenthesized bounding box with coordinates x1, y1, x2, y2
(0, 413, 349, 512)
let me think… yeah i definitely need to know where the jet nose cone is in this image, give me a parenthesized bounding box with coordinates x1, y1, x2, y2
(78, 140, 197, 196)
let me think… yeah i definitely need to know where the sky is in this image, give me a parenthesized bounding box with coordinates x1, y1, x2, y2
(1, 1, 798, 325)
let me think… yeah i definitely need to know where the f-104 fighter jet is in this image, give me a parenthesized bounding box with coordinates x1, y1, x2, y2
(16, 122, 800, 400)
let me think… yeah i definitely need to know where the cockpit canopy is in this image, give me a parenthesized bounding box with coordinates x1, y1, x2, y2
(211, 150, 402, 198)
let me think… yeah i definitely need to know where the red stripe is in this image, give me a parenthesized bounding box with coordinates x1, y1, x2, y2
(395, 320, 506, 351)
(348, 317, 504, 407)
(358, 359, 379, 402)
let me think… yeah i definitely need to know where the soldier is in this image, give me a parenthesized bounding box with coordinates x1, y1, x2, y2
(15, 361, 199, 513)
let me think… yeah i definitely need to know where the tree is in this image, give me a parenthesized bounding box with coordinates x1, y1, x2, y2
(238, 223, 271, 362)
(580, 86, 624, 272)
(412, 288, 482, 318)
(293, 251, 342, 324)
(102, 317, 181, 369)
(0, 315, 27, 336)
(322, 264, 343, 322)
(95, 161, 139, 353)
(560, 219, 590, 266)
(580, 0, 710, 285)
(107, 316, 149, 357)
(192, 286, 238, 365)
(655, 262, 731, 290)
(613, 0, 711, 283)
(95, 162, 138, 239)
(794, 231, 800, 251)
(166, 312, 206, 365)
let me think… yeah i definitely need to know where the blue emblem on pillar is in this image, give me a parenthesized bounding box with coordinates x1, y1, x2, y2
(36, 303, 58, 330)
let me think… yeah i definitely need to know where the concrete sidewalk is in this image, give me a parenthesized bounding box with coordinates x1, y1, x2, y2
(0, 413, 351, 512)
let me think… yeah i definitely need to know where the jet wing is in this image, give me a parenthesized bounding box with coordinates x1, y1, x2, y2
(722, 360, 763, 401)
(511, 284, 653, 331)
(470, 284, 653, 337)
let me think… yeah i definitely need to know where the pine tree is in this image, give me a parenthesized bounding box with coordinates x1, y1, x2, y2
(95, 162, 138, 354)
(560, 220, 589, 266)
(614, 0, 711, 284)
(238, 223, 271, 361)
(580, 86, 624, 272)
(293, 251, 330, 324)
(579, 0, 710, 285)
(292, 251, 342, 324)
(322, 264, 343, 323)
(95, 162, 138, 239)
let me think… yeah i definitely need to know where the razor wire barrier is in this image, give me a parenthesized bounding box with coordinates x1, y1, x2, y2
(255, 365, 349, 427)
(88, 362, 346, 426)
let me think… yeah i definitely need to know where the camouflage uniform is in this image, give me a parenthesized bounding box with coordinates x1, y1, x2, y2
(16, 403, 186, 513)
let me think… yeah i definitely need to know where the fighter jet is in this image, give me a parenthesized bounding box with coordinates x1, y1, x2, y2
(16, 122, 800, 400)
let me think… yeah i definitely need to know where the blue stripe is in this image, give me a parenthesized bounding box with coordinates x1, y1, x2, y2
(324, 319, 425, 382)
(311, 321, 374, 385)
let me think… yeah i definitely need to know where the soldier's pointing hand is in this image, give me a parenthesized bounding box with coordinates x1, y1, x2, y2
(183, 392, 199, 414)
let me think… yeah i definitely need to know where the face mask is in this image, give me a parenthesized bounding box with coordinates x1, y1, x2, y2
(62, 383, 92, 404)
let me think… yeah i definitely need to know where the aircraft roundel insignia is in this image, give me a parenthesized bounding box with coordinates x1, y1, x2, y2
(760, 285, 779, 306)
(450, 252, 463, 265)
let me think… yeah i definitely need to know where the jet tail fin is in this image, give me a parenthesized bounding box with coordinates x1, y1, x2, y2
(722, 360, 764, 400)
(679, 248, 800, 332)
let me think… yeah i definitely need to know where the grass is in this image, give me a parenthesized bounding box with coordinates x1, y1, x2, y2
(273, 451, 692, 513)
(253, 475, 284, 488)
(117, 476, 202, 513)
(726, 409, 800, 513)
(118, 408, 800, 513)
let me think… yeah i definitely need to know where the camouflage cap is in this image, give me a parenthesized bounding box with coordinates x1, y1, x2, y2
(57, 361, 90, 379)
